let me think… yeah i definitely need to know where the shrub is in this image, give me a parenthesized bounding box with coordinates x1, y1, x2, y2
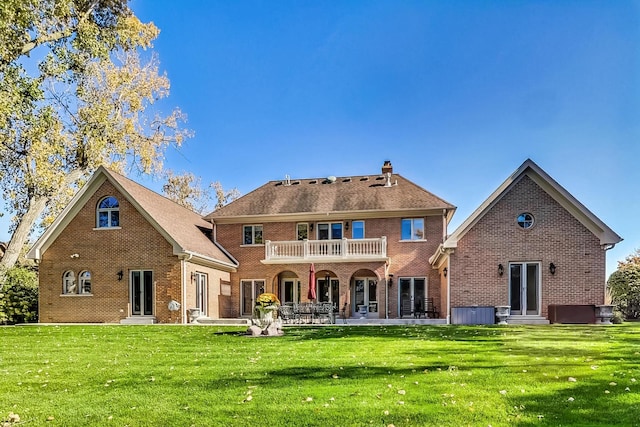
(607, 251, 640, 320)
(0, 267, 38, 324)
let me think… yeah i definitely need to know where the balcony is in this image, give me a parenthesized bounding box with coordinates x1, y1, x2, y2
(262, 237, 387, 264)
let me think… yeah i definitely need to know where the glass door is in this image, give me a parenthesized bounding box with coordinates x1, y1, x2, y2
(318, 278, 339, 306)
(281, 279, 300, 305)
(509, 263, 540, 315)
(131, 270, 153, 316)
(241, 280, 265, 316)
(194, 272, 208, 316)
(398, 278, 426, 317)
(354, 278, 378, 318)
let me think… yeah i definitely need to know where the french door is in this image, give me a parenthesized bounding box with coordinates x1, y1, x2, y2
(509, 263, 540, 315)
(241, 279, 265, 316)
(281, 279, 300, 305)
(194, 272, 208, 316)
(399, 278, 426, 317)
(318, 277, 339, 307)
(131, 270, 153, 316)
(354, 278, 378, 317)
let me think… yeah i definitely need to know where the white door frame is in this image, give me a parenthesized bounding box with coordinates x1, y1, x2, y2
(353, 277, 378, 318)
(509, 262, 541, 316)
(241, 279, 265, 316)
(130, 270, 154, 316)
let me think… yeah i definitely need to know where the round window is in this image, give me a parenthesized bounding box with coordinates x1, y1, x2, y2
(517, 213, 534, 229)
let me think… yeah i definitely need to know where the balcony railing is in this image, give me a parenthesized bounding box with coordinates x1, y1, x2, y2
(263, 237, 387, 263)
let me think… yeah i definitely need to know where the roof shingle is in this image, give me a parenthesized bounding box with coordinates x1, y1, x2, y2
(205, 173, 455, 220)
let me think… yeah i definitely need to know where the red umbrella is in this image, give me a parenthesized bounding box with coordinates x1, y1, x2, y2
(308, 263, 317, 300)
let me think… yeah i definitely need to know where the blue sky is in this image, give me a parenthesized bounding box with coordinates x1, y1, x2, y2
(1, 1, 638, 276)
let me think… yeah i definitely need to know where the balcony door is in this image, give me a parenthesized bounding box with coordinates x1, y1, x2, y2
(509, 263, 540, 316)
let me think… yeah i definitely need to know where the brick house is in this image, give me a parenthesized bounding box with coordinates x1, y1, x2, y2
(28, 159, 621, 324)
(27, 167, 238, 324)
(429, 159, 622, 323)
(203, 160, 455, 321)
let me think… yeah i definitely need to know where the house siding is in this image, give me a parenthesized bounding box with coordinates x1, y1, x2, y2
(38, 181, 183, 324)
(449, 175, 605, 317)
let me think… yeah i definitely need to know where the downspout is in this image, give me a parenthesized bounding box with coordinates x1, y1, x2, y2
(181, 253, 193, 324)
(446, 256, 451, 324)
(442, 209, 447, 242)
(384, 259, 391, 319)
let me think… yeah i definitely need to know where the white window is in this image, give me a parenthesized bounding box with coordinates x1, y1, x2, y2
(97, 196, 120, 228)
(79, 270, 92, 294)
(62, 270, 76, 294)
(401, 218, 424, 240)
(243, 225, 263, 245)
(297, 223, 309, 240)
(352, 220, 365, 239)
(317, 222, 342, 240)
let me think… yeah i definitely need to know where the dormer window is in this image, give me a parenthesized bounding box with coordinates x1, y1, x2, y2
(97, 196, 120, 228)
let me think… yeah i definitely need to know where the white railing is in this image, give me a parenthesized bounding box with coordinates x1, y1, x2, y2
(265, 237, 387, 262)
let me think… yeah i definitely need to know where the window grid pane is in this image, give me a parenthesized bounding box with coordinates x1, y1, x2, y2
(352, 221, 364, 239)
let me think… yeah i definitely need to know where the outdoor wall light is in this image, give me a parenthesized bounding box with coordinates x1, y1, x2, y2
(498, 264, 504, 276)
(387, 273, 393, 287)
(345, 221, 349, 231)
(549, 262, 556, 275)
(117, 270, 123, 281)
(443, 267, 448, 278)
(310, 223, 314, 232)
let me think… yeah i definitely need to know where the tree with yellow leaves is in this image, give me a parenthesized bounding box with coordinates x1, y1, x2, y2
(0, 0, 190, 275)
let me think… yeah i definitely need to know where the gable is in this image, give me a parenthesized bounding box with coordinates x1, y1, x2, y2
(28, 167, 238, 271)
(430, 159, 622, 267)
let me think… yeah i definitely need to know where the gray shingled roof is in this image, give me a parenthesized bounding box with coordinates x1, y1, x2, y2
(104, 169, 237, 266)
(205, 173, 455, 219)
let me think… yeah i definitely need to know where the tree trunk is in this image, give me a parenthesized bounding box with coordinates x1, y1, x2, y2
(0, 169, 86, 284)
(0, 196, 48, 281)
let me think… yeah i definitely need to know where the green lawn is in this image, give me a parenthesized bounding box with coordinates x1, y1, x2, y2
(1, 324, 638, 426)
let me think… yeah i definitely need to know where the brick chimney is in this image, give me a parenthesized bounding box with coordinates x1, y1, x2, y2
(382, 160, 393, 174)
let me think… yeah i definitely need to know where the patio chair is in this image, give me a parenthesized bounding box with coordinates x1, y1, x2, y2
(278, 305, 297, 324)
(425, 298, 439, 319)
(414, 299, 425, 318)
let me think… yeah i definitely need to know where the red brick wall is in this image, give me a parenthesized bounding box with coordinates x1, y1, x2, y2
(39, 180, 183, 323)
(215, 214, 445, 318)
(450, 175, 606, 318)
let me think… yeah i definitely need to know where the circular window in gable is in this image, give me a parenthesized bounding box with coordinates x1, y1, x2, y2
(517, 213, 534, 229)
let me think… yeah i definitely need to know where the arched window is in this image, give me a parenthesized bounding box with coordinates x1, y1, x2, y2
(63, 271, 76, 294)
(79, 271, 92, 294)
(97, 196, 120, 228)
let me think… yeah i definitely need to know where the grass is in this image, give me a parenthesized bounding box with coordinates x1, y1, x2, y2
(0, 324, 639, 427)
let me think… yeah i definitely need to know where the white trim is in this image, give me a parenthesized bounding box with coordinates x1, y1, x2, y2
(28, 167, 239, 270)
(508, 261, 542, 316)
(209, 208, 451, 224)
(92, 226, 122, 231)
